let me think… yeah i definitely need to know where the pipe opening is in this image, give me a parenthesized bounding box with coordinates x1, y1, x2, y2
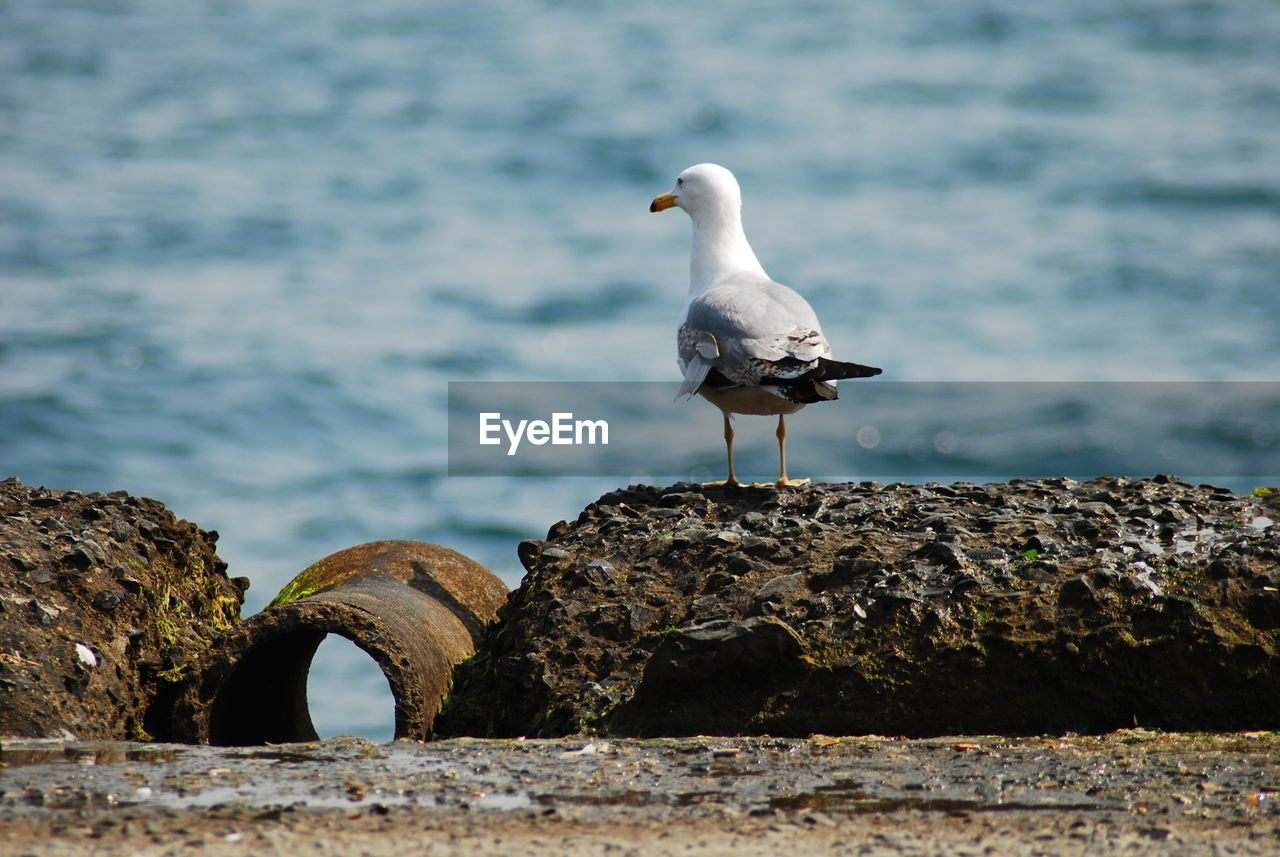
(208, 628, 326, 746)
(307, 634, 396, 742)
(205, 628, 399, 746)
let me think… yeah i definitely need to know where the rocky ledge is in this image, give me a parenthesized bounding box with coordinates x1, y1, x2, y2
(436, 476, 1280, 738)
(0, 478, 245, 740)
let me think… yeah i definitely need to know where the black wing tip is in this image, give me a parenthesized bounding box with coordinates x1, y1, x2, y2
(818, 358, 883, 380)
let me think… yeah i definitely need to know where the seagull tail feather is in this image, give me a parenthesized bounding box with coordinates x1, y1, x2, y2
(759, 357, 882, 404)
(814, 358, 883, 380)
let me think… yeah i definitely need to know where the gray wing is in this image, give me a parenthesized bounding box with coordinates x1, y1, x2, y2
(677, 278, 832, 396)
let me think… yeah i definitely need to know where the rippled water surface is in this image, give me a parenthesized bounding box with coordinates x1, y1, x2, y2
(3, 1, 1278, 738)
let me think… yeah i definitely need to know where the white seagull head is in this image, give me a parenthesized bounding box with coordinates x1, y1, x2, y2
(650, 163, 743, 221)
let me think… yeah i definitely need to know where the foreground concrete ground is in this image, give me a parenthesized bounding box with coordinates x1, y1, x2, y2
(2, 732, 1278, 856)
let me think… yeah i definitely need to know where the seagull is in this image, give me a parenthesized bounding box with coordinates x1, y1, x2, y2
(650, 163, 882, 487)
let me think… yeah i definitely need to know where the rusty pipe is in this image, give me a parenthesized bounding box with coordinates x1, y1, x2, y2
(171, 540, 507, 745)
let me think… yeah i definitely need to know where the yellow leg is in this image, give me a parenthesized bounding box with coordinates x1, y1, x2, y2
(700, 414, 741, 487)
(775, 414, 810, 487)
(776, 414, 788, 484)
(724, 413, 740, 486)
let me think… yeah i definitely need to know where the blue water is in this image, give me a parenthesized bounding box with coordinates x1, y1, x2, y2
(3, 1, 1279, 740)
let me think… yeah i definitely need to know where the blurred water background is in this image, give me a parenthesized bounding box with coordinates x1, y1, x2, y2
(3, 1, 1278, 739)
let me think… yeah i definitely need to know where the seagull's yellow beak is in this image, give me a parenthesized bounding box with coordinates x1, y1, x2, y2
(649, 192, 678, 213)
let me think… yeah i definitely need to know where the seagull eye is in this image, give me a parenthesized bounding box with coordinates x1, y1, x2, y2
(676, 177, 684, 187)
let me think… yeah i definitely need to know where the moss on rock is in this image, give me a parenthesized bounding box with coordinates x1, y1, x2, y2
(0, 478, 246, 739)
